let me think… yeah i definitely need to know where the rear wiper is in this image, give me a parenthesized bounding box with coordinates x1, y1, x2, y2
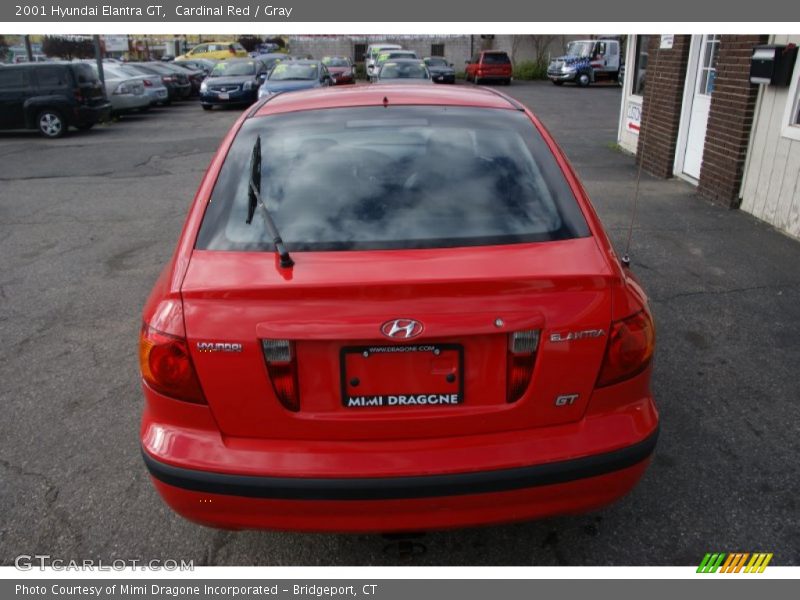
(246, 135, 294, 269)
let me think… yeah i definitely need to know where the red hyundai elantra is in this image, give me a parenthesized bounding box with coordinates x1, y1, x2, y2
(139, 84, 658, 532)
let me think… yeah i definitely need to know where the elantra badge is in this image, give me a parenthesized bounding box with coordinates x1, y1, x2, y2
(381, 319, 424, 340)
(549, 329, 606, 343)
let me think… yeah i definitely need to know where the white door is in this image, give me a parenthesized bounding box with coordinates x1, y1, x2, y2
(682, 35, 720, 180)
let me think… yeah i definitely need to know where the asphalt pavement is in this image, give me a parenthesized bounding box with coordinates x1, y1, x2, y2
(1, 81, 798, 566)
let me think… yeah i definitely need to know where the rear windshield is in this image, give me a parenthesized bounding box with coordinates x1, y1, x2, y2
(482, 53, 511, 64)
(71, 63, 99, 84)
(196, 106, 589, 252)
(322, 57, 350, 67)
(379, 62, 428, 79)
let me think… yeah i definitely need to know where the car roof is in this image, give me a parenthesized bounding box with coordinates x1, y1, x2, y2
(252, 84, 519, 118)
(2, 61, 74, 69)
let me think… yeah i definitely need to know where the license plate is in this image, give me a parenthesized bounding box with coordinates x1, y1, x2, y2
(218, 92, 229, 100)
(340, 344, 463, 408)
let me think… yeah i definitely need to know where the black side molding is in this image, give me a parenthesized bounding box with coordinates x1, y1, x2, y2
(142, 427, 658, 501)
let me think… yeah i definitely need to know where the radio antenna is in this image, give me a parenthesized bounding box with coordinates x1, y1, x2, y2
(622, 40, 662, 267)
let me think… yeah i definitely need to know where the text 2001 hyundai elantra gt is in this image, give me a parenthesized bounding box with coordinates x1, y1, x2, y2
(139, 84, 658, 532)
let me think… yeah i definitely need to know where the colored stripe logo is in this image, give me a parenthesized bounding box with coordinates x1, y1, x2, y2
(697, 553, 773, 573)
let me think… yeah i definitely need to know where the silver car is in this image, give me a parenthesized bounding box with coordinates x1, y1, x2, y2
(85, 63, 150, 114)
(105, 62, 170, 106)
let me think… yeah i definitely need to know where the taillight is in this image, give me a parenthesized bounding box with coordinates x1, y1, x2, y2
(143, 79, 153, 87)
(139, 323, 206, 404)
(162, 76, 174, 83)
(262, 339, 299, 412)
(596, 310, 655, 387)
(506, 330, 540, 403)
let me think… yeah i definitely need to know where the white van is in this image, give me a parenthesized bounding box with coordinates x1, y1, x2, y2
(364, 43, 402, 79)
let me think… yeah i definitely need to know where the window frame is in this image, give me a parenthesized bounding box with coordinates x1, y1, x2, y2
(780, 50, 800, 141)
(631, 35, 650, 99)
(696, 34, 720, 97)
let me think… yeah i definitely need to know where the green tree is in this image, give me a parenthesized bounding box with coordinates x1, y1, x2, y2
(42, 35, 95, 60)
(0, 36, 8, 62)
(236, 35, 262, 53)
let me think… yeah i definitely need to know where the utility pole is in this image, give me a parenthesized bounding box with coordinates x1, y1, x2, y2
(24, 35, 33, 62)
(93, 35, 105, 85)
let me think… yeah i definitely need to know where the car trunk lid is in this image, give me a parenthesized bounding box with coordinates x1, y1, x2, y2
(181, 238, 615, 441)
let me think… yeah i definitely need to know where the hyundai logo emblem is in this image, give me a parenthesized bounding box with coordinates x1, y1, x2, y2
(381, 319, 424, 339)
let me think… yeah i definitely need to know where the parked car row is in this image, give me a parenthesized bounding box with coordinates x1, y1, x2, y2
(365, 43, 458, 84)
(0, 57, 220, 138)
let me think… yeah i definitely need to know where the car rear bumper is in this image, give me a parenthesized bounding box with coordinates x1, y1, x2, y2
(110, 94, 150, 113)
(476, 72, 512, 81)
(145, 88, 170, 104)
(72, 102, 112, 126)
(140, 374, 658, 532)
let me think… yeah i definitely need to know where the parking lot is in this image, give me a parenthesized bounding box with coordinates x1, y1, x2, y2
(1, 81, 799, 566)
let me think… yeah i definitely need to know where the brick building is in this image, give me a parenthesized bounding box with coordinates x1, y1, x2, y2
(618, 34, 800, 240)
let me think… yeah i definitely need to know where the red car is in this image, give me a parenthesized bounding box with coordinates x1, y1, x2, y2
(465, 50, 513, 85)
(321, 56, 356, 85)
(139, 84, 658, 532)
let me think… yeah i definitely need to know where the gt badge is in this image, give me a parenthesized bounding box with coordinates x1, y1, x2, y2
(555, 394, 579, 407)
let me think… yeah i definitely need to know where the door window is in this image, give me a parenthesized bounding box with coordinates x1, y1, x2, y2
(0, 68, 27, 88)
(36, 66, 69, 88)
(632, 35, 649, 97)
(697, 35, 720, 96)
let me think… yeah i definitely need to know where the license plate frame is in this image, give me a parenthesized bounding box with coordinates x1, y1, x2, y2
(340, 343, 464, 408)
(218, 92, 230, 100)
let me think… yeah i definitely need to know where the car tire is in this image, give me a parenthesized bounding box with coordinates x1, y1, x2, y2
(552, 80, 564, 86)
(504, 78, 512, 86)
(577, 72, 591, 87)
(37, 109, 67, 138)
(202, 104, 213, 111)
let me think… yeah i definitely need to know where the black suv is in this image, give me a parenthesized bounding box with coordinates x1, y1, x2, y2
(0, 62, 111, 138)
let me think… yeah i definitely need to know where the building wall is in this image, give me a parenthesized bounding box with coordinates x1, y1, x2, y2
(740, 34, 800, 240)
(285, 35, 475, 68)
(697, 35, 766, 208)
(492, 35, 587, 65)
(636, 35, 692, 178)
(285, 35, 585, 70)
